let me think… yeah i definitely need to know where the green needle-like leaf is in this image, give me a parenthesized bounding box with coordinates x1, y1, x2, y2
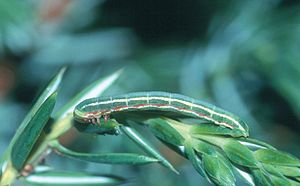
(50, 141, 158, 165)
(190, 123, 246, 138)
(0, 68, 64, 186)
(288, 179, 300, 186)
(254, 149, 300, 167)
(202, 152, 236, 186)
(184, 141, 208, 178)
(146, 118, 185, 146)
(190, 139, 236, 186)
(191, 139, 216, 155)
(268, 174, 291, 186)
(23, 170, 125, 186)
(23, 67, 65, 124)
(251, 169, 273, 186)
(195, 135, 258, 168)
(120, 125, 179, 174)
(268, 165, 300, 177)
(261, 163, 291, 185)
(221, 139, 258, 168)
(1, 68, 65, 163)
(11, 92, 57, 170)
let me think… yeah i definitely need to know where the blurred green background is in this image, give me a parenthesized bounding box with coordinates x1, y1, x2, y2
(1, 0, 300, 185)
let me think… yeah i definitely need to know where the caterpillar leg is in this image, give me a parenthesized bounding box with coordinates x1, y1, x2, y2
(103, 115, 110, 124)
(21, 164, 34, 177)
(96, 117, 101, 125)
(91, 118, 98, 125)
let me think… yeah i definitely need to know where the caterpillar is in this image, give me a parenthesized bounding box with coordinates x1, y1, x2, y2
(73, 91, 249, 137)
(73, 117, 120, 135)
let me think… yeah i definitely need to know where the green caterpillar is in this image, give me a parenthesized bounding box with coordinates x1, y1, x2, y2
(74, 91, 249, 137)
